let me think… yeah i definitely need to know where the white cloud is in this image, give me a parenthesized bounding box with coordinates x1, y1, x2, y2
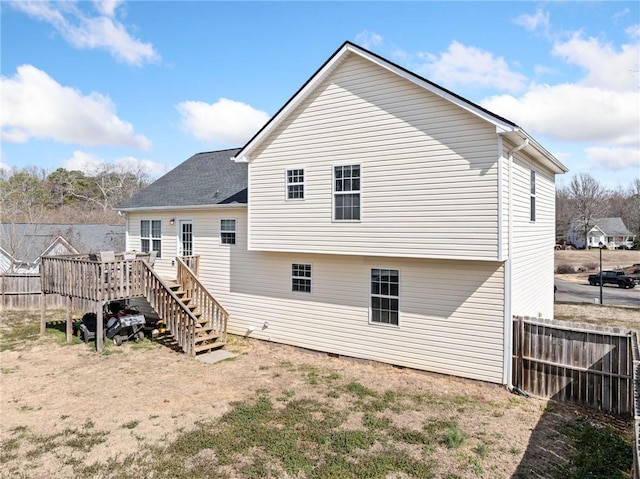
(63, 151, 104, 174)
(10, 0, 159, 66)
(514, 9, 550, 32)
(94, 0, 123, 18)
(482, 83, 639, 145)
(416, 41, 527, 93)
(176, 98, 269, 145)
(63, 150, 168, 176)
(585, 146, 640, 171)
(627, 24, 640, 39)
(1, 65, 151, 150)
(552, 33, 639, 91)
(355, 31, 383, 50)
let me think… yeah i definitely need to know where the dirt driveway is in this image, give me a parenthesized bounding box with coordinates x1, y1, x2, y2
(0, 311, 632, 479)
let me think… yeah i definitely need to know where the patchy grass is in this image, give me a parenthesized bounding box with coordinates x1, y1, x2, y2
(1, 314, 635, 479)
(556, 419, 633, 479)
(0, 310, 84, 351)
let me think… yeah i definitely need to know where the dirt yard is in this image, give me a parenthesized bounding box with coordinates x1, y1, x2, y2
(0, 310, 633, 479)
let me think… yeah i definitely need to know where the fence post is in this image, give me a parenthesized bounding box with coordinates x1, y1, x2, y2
(66, 296, 73, 342)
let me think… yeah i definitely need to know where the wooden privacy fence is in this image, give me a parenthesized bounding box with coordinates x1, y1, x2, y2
(512, 315, 633, 415)
(1, 274, 90, 310)
(631, 332, 640, 479)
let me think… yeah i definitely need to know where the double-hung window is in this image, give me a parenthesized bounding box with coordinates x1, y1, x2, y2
(334, 164, 360, 221)
(370, 268, 399, 326)
(287, 169, 304, 199)
(141, 220, 162, 258)
(220, 219, 236, 245)
(530, 170, 536, 222)
(292, 263, 312, 293)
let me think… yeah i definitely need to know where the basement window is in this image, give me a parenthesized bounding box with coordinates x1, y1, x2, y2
(292, 263, 312, 293)
(370, 268, 399, 326)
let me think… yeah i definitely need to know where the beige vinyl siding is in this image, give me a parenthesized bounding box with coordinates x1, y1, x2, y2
(126, 208, 505, 383)
(225, 258, 505, 384)
(126, 213, 182, 279)
(510, 151, 556, 319)
(249, 53, 500, 260)
(189, 211, 504, 383)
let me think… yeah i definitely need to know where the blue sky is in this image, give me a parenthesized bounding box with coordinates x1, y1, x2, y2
(1, 1, 639, 189)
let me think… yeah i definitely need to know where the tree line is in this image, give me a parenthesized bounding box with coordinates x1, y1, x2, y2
(0, 164, 151, 225)
(556, 173, 640, 247)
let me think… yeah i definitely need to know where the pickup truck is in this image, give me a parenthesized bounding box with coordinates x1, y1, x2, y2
(588, 270, 639, 289)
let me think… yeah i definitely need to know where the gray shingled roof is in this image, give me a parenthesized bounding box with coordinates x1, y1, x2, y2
(0, 223, 125, 263)
(118, 149, 246, 210)
(590, 217, 634, 236)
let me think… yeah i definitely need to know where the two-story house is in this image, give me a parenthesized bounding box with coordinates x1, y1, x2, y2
(120, 42, 567, 385)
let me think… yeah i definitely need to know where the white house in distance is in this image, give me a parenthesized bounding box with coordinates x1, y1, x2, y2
(120, 42, 568, 386)
(566, 217, 636, 249)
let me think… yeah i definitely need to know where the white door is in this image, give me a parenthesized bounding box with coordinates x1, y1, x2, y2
(179, 220, 193, 257)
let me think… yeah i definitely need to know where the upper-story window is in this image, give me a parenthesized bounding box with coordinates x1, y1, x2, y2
(334, 164, 360, 221)
(287, 169, 304, 200)
(141, 220, 162, 258)
(220, 219, 236, 245)
(530, 170, 536, 222)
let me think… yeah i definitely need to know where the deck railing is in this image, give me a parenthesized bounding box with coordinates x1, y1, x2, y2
(176, 257, 228, 343)
(41, 255, 146, 301)
(40, 255, 203, 356)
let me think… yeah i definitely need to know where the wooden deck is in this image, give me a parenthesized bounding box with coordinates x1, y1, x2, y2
(40, 254, 228, 355)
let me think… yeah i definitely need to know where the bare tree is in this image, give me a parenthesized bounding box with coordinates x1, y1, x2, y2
(567, 173, 607, 247)
(555, 184, 572, 243)
(627, 178, 640, 237)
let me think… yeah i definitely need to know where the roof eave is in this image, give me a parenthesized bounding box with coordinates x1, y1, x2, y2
(501, 129, 568, 175)
(119, 203, 247, 213)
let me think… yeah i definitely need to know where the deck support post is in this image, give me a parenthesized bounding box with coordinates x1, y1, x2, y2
(96, 301, 104, 353)
(40, 291, 46, 335)
(66, 296, 73, 342)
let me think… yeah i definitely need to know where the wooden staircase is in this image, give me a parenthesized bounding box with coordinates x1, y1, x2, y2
(164, 279, 225, 354)
(40, 254, 228, 356)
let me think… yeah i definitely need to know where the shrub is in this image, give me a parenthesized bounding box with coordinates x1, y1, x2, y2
(584, 262, 598, 271)
(556, 264, 575, 274)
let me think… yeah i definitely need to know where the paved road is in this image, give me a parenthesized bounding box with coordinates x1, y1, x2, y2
(555, 279, 640, 307)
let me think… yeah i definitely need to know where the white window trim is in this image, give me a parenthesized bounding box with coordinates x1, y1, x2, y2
(291, 263, 312, 293)
(285, 167, 305, 201)
(368, 267, 400, 328)
(332, 163, 362, 222)
(141, 219, 162, 258)
(220, 218, 237, 245)
(530, 169, 536, 223)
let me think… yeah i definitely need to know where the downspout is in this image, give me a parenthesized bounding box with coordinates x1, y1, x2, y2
(502, 136, 529, 389)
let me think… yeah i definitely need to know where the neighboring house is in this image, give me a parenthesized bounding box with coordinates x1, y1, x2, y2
(0, 223, 125, 274)
(120, 42, 568, 386)
(566, 217, 636, 249)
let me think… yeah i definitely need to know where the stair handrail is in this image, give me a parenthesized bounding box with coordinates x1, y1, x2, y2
(138, 259, 201, 356)
(176, 256, 229, 343)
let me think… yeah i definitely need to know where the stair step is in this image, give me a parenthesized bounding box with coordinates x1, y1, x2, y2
(195, 331, 220, 342)
(194, 341, 226, 354)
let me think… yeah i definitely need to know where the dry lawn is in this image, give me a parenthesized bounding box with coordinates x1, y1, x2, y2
(0, 310, 633, 479)
(555, 249, 640, 273)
